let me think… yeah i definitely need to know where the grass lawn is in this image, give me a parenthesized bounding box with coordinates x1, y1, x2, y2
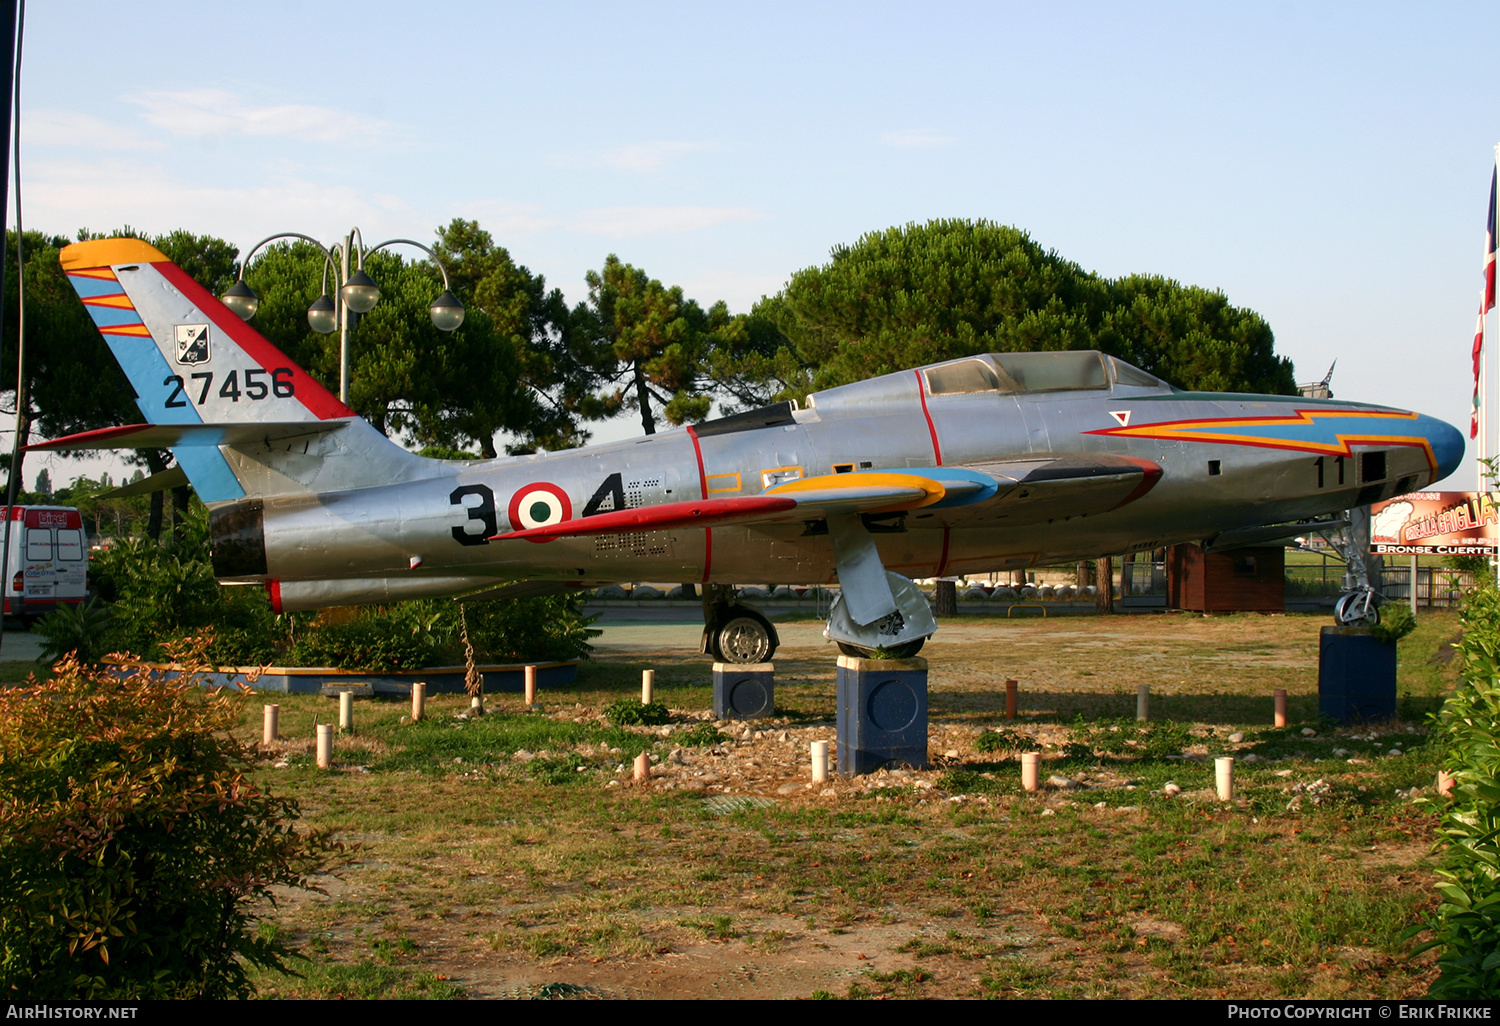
(212, 609, 1459, 999)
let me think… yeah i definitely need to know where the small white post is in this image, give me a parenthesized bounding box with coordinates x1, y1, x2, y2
(642, 669, 655, 704)
(316, 723, 333, 770)
(470, 694, 484, 716)
(633, 751, 650, 782)
(524, 664, 537, 707)
(338, 691, 353, 734)
(1215, 757, 1234, 801)
(1136, 684, 1150, 722)
(1274, 689, 1288, 728)
(411, 682, 426, 723)
(1005, 680, 1018, 719)
(1020, 752, 1040, 792)
(262, 704, 279, 746)
(811, 740, 829, 782)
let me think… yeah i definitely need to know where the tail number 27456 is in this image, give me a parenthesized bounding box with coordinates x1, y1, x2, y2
(164, 368, 296, 407)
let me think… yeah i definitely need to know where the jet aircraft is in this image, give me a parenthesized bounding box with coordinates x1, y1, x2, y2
(36, 238, 1465, 661)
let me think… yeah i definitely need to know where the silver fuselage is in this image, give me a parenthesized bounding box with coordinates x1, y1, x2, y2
(216, 359, 1462, 610)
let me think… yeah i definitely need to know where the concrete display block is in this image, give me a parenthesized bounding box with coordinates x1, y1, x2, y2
(712, 662, 775, 720)
(1318, 626, 1396, 726)
(836, 655, 929, 775)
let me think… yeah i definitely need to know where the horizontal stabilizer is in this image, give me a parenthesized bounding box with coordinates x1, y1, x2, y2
(99, 465, 189, 498)
(26, 419, 352, 452)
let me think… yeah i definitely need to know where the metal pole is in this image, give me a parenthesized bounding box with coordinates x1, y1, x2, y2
(1491, 148, 1500, 588)
(0, 1, 22, 655)
(1488, 142, 1500, 590)
(1410, 554, 1418, 617)
(338, 231, 352, 405)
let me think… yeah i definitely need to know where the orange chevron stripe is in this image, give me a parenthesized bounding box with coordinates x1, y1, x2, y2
(98, 324, 152, 337)
(68, 267, 118, 281)
(82, 294, 136, 309)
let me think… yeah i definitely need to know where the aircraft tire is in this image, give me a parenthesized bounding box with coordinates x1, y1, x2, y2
(835, 638, 925, 659)
(710, 609, 776, 663)
(1333, 592, 1380, 627)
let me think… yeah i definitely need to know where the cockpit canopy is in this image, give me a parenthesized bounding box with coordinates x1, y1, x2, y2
(801, 350, 1172, 415)
(921, 351, 1169, 396)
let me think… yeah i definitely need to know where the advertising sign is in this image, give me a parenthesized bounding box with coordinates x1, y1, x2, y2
(1369, 492, 1498, 555)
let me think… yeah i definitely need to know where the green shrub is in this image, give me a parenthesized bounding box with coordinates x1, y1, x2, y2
(1369, 604, 1417, 645)
(33, 597, 113, 665)
(1420, 586, 1500, 997)
(675, 724, 730, 748)
(604, 699, 671, 726)
(288, 604, 445, 672)
(86, 506, 596, 671)
(88, 514, 284, 665)
(0, 643, 341, 998)
(284, 594, 599, 672)
(974, 728, 1041, 756)
(459, 593, 600, 663)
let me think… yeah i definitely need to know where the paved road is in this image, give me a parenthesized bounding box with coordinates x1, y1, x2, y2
(0, 630, 44, 661)
(587, 613, 706, 653)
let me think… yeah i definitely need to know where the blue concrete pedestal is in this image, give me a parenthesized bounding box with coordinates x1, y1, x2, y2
(712, 662, 775, 720)
(1318, 626, 1396, 726)
(835, 655, 929, 775)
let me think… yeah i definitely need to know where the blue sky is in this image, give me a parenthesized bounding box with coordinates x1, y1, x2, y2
(14, 1, 1500, 487)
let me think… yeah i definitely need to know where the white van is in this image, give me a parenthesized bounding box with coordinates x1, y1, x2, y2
(1, 506, 88, 626)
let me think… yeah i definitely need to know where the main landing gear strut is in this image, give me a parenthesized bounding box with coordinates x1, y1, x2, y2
(1326, 505, 1381, 627)
(699, 514, 942, 662)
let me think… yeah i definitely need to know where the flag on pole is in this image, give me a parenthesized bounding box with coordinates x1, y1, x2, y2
(1472, 165, 1497, 440)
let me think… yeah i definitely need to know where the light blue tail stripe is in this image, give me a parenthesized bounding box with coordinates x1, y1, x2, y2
(68, 275, 125, 298)
(83, 305, 145, 328)
(101, 335, 245, 502)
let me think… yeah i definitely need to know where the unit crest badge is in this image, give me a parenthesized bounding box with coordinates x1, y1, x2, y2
(175, 324, 210, 364)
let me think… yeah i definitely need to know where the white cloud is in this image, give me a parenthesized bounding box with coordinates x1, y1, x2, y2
(457, 198, 559, 238)
(553, 140, 719, 173)
(126, 90, 391, 145)
(24, 158, 431, 247)
(569, 205, 762, 238)
(600, 140, 715, 172)
(24, 109, 160, 151)
(880, 129, 957, 148)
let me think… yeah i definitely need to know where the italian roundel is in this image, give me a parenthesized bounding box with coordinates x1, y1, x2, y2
(508, 482, 573, 532)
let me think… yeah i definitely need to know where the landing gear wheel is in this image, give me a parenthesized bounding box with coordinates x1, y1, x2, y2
(836, 637, 925, 659)
(1334, 591, 1380, 627)
(710, 611, 776, 663)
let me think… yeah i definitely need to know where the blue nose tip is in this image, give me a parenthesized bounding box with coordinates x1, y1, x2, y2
(1423, 414, 1465, 482)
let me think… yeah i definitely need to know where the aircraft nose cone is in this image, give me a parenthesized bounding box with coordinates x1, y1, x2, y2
(1422, 414, 1465, 483)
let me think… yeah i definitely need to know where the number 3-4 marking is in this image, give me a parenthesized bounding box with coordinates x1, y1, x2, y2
(450, 484, 497, 546)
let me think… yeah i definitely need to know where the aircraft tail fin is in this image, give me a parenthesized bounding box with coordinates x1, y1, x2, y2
(57, 238, 428, 502)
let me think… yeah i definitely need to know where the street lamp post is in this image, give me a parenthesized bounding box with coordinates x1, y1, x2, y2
(220, 227, 464, 405)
